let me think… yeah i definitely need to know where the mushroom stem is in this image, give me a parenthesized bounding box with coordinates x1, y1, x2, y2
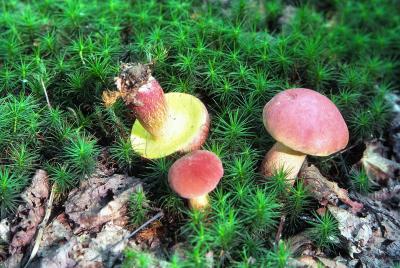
(261, 142, 306, 185)
(116, 63, 168, 138)
(127, 77, 168, 138)
(188, 194, 209, 210)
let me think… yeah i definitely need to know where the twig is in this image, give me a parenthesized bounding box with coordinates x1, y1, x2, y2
(22, 184, 56, 268)
(116, 211, 163, 247)
(40, 78, 52, 109)
(105, 211, 164, 267)
(275, 215, 286, 245)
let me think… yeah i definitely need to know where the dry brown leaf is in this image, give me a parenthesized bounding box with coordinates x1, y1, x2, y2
(328, 205, 373, 257)
(32, 223, 131, 268)
(295, 256, 319, 267)
(316, 256, 347, 268)
(360, 140, 400, 184)
(9, 170, 49, 255)
(27, 170, 143, 268)
(39, 213, 73, 249)
(64, 172, 140, 234)
(299, 164, 363, 213)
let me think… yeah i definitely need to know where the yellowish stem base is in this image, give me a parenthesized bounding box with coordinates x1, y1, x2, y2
(261, 142, 306, 185)
(188, 194, 209, 211)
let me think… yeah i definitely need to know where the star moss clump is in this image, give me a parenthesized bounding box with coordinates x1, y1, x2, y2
(0, 0, 399, 266)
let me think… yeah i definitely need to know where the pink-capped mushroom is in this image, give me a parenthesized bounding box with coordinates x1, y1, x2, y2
(168, 150, 224, 210)
(261, 88, 349, 183)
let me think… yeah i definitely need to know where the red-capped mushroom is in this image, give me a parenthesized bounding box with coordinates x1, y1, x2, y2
(261, 88, 349, 183)
(168, 150, 224, 210)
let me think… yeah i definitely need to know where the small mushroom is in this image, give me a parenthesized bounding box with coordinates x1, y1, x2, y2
(103, 63, 210, 159)
(261, 88, 349, 183)
(168, 150, 224, 210)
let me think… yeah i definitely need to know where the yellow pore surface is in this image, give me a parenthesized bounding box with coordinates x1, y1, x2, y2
(131, 92, 208, 159)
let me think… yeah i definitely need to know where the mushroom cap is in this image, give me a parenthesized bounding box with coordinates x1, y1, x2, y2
(168, 150, 223, 199)
(263, 88, 349, 156)
(131, 92, 210, 159)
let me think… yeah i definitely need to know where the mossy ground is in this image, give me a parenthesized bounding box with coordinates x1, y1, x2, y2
(0, 0, 399, 267)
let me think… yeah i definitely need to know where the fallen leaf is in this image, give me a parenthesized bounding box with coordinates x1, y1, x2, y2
(39, 213, 73, 249)
(9, 170, 49, 255)
(24, 169, 143, 268)
(316, 256, 347, 268)
(299, 164, 363, 213)
(327, 205, 373, 257)
(31, 216, 135, 267)
(64, 171, 140, 234)
(360, 140, 400, 184)
(293, 256, 318, 268)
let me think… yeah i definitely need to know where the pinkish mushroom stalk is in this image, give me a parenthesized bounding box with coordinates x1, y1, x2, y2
(114, 63, 168, 138)
(168, 150, 224, 210)
(261, 88, 349, 184)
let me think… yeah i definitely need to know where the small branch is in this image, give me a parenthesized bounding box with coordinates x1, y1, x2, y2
(119, 211, 163, 245)
(40, 78, 52, 109)
(106, 211, 164, 266)
(275, 215, 286, 245)
(22, 184, 56, 268)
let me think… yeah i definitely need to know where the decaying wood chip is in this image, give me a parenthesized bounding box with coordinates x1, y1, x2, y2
(9, 170, 49, 255)
(360, 140, 400, 184)
(299, 164, 363, 213)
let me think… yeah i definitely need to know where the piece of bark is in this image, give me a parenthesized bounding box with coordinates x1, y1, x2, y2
(9, 170, 49, 255)
(299, 164, 363, 213)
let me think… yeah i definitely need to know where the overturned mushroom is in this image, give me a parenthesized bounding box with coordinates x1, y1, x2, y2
(103, 63, 210, 159)
(261, 88, 349, 183)
(168, 150, 224, 210)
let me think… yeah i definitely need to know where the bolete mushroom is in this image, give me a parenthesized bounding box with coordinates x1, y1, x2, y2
(103, 63, 210, 159)
(168, 150, 224, 210)
(261, 88, 349, 183)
